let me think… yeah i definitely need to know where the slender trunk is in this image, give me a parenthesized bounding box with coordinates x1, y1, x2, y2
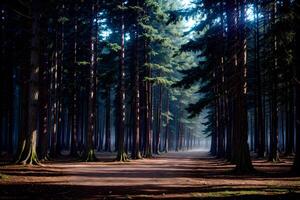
(84, 3, 97, 161)
(132, 79, 141, 157)
(70, 8, 79, 157)
(175, 106, 180, 151)
(55, 6, 64, 155)
(50, 18, 59, 158)
(132, 6, 142, 158)
(38, 41, 49, 160)
(116, 2, 128, 161)
(164, 90, 170, 153)
(210, 130, 217, 155)
(143, 39, 152, 158)
(12, 65, 21, 156)
(104, 87, 111, 152)
(225, 96, 232, 160)
(217, 97, 225, 158)
(255, 0, 265, 158)
(269, 1, 279, 162)
(179, 122, 183, 150)
(285, 82, 294, 155)
(155, 85, 162, 154)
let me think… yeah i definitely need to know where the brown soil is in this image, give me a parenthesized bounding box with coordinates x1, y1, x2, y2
(0, 151, 299, 199)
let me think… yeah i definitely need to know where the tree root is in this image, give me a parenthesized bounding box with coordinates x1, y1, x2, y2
(83, 149, 97, 162)
(16, 147, 40, 166)
(116, 152, 129, 162)
(143, 151, 153, 159)
(131, 151, 142, 160)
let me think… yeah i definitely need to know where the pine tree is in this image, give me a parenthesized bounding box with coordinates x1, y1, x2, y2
(115, 0, 128, 161)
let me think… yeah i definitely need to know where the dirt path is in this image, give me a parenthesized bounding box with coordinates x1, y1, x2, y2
(0, 151, 300, 199)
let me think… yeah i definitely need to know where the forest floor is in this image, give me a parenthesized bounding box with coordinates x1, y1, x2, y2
(0, 150, 300, 199)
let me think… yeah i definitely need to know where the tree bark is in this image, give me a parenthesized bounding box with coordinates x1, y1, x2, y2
(84, 3, 97, 162)
(233, 0, 253, 173)
(143, 38, 152, 158)
(154, 85, 162, 154)
(164, 90, 170, 153)
(254, 0, 265, 158)
(293, 0, 300, 172)
(269, 1, 279, 162)
(16, 0, 40, 165)
(116, 2, 128, 161)
(104, 87, 112, 152)
(132, 4, 142, 158)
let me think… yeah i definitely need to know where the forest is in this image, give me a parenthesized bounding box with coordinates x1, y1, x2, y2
(0, 0, 300, 199)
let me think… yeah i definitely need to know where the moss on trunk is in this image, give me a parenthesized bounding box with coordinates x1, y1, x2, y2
(15, 135, 39, 165)
(83, 149, 97, 162)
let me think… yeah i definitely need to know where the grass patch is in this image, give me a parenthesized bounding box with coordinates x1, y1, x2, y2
(191, 189, 291, 198)
(0, 173, 9, 180)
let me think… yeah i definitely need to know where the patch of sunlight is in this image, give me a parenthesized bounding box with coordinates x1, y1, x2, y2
(0, 173, 9, 180)
(181, 0, 197, 32)
(246, 4, 255, 21)
(191, 189, 292, 198)
(184, 18, 197, 32)
(182, 0, 192, 8)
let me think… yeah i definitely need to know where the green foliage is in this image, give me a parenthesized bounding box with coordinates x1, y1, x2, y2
(108, 43, 121, 52)
(77, 61, 90, 66)
(162, 111, 174, 120)
(144, 77, 173, 86)
(0, 173, 9, 179)
(57, 16, 69, 23)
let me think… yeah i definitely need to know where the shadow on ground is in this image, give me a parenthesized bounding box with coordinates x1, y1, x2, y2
(0, 151, 299, 199)
(0, 184, 299, 199)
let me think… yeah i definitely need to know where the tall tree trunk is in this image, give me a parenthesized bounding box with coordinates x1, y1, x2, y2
(233, 0, 253, 173)
(226, 0, 238, 163)
(164, 90, 170, 153)
(116, 2, 128, 161)
(225, 97, 232, 160)
(11, 65, 21, 157)
(16, 0, 40, 165)
(38, 39, 49, 161)
(55, 5, 64, 155)
(175, 106, 180, 152)
(84, 3, 97, 161)
(255, 0, 265, 158)
(285, 82, 294, 155)
(154, 85, 162, 154)
(143, 40, 152, 158)
(211, 131, 217, 155)
(50, 22, 59, 158)
(104, 87, 112, 152)
(217, 97, 225, 158)
(269, 1, 279, 162)
(70, 7, 79, 157)
(293, 1, 300, 172)
(132, 4, 142, 158)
